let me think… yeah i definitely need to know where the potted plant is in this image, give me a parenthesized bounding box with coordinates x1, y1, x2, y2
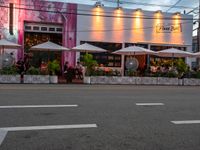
(26, 66, 40, 75)
(24, 66, 50, 84)
(48, 60, 60, 84)
(82, 53, 97, 84)
(0, 66, 21, 83)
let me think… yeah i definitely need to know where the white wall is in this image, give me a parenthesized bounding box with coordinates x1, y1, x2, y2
(77, 4, 193, 48)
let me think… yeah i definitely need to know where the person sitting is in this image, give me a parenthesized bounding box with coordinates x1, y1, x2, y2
(66, 66, 74, 83)
(16, 58, 25, 75)
(40, 61, 48, 72)
(150, 66, 157, 73)
(75, 61, 83, 80)
(63, 61, 69, 74)
(16, 58, 25, 83)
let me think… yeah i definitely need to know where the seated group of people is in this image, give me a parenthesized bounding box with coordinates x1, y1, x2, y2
(64, 61, 83, 83)
(150, 65, 177, 74)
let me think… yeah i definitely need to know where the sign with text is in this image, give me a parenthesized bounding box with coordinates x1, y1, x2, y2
(156, 24, 182, 33)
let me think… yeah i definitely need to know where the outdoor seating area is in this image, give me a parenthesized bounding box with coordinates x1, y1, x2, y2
(1, 39, 200, 85)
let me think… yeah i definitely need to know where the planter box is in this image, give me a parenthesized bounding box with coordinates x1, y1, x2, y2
(90, 76, 137, 85)
(120, 77, 136, 84)
(24, 75, 50, 84)
(157, 77, 179, 85)
(91, 76, 107, 84)
(90, 76, 158, 85)
(183, 78, 200, 86)
(85, 76, 200, 86)
(138, 77, 157, 85)
(83, 76, 91, 84)
(49, 76, 58, 84)
(178, 79, 183, 86)
(0, 75, 21, 83)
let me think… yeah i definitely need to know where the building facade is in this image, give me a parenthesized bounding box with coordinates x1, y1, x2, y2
(0, 0, 77, 67)
(0, 0, 193, 70)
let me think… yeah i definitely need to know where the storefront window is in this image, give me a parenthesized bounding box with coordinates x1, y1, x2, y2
(80, 41, 122, 67)
(24, 32, 62, 67)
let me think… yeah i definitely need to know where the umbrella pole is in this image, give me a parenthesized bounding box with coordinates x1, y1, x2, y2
(172, 53, 174, 68)
(48, 50, 50, 62)
(121, 55, 125, 76)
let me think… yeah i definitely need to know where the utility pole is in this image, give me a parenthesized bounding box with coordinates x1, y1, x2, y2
(197, 0, 200, 67)
(117, 0, 120, 8)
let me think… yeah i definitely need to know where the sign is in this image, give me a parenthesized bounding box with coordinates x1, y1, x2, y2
(156, 24, 182, 33)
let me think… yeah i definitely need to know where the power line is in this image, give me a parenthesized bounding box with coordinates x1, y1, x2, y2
(187, 7, 199, 14)
(0, 2, 193, 19)
(1, 0, 196, 11)
(0, 5, 197, 21)
(166, 0, 183, 12)
(102, 0, 195, 9)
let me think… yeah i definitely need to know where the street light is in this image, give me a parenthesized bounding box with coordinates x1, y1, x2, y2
(94, 1, 104, 8)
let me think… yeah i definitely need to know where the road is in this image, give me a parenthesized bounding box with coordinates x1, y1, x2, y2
(0, 84, 200, 150)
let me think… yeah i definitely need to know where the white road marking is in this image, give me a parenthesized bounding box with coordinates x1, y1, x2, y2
(0, 130, 7, 146)
(171, 120, 200, 124)
(0, 124, 97, 146)
(0, 124, 97, 131)
(0, 105, 78, 109)
(136, 103, 164, 106)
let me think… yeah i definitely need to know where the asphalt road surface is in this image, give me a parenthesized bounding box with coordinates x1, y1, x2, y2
(0, 84, 200, 150)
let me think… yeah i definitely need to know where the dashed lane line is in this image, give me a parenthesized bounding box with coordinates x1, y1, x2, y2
(136, 103, 164, 106)
(171, 120, 200, 124)
(0, 105, 78, 109)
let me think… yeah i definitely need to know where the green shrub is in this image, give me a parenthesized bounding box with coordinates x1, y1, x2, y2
(174, 59, 188, 77)
(127, 69, 138, 76)
(83, 53, 97, 76)
(26, 67, 40, 75)
(95, 68, 104, 76)
(48, 60, 60, 75)
(0, 66, 18, 75)
(166, 71, 178, 78)
(195, 71, 200, 79)
(152, 71, 162, 77)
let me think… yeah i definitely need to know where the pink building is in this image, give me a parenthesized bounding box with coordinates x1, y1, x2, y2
(0, 0, 77, 68)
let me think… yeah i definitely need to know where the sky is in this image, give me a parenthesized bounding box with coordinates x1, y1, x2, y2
(47, 0, 199, 35)
(47, 0, 198, 12)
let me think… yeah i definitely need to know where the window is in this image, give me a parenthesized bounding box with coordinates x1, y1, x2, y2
(33, 26, 39, 31)
(25, 26, 31, 30)
(56, 28, 63, 32)
(80, 41, 122, 67)
(49, 28, 55, 31)
(41, 27, 47, 31)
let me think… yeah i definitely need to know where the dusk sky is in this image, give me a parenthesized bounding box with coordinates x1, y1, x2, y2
(48, 0, 198, 12)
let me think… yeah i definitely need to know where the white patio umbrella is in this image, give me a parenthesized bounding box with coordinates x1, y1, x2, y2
(71, 43, 107, 53)
(30, 41, 70, 61)
(0, 39, 21, 54)
(30, 41, 69, 52)
(113, 46, 156, 55)
(113, 46, 156, 76)
(194, 52, 200, 57)
(156, 48, 193, 58)
(157, 48, 194, 67)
